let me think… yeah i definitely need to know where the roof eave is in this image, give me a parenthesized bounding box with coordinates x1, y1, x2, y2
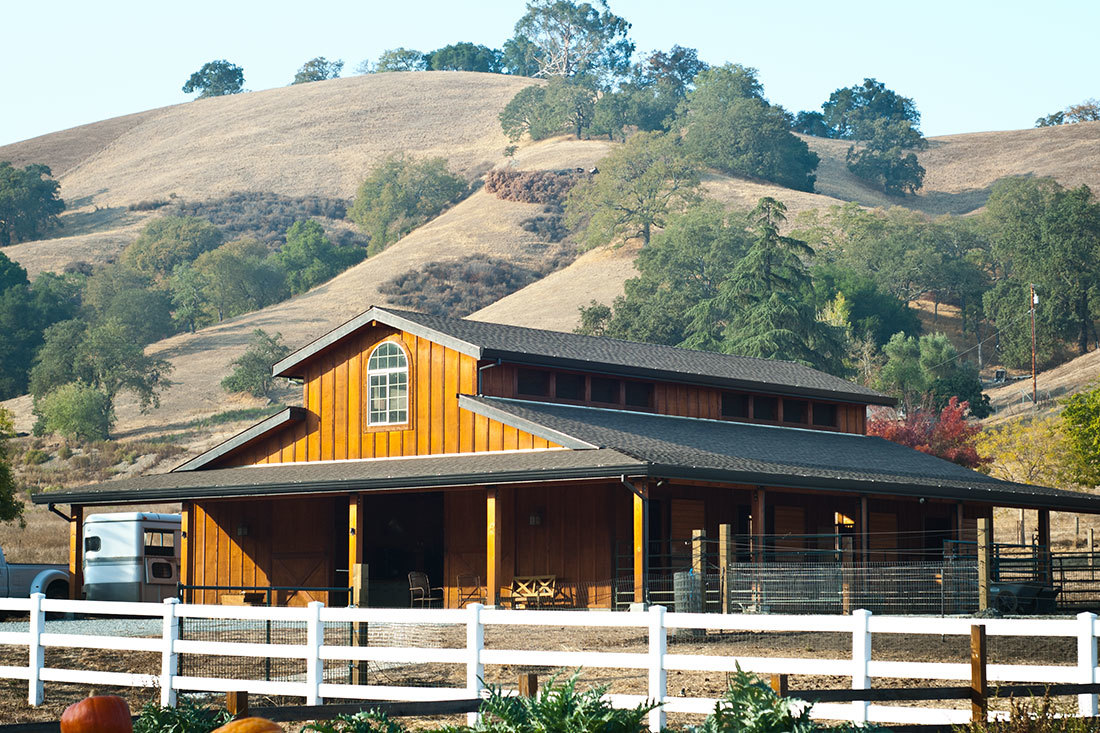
(172, 406, 308, 472)
(33, 460, 651, 506)
(272, 306, 483, 378)
(481, 349, 896, 406)
(646, 464, 1100, 515)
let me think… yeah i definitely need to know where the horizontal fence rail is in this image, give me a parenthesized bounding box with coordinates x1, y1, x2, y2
(1, 594, 1098, 730)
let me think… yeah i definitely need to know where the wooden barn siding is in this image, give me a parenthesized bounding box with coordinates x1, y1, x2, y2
(443, 483, 625, 609)
(211, 329, 558, 468)
(482, 363, 867, 435)
(188, 497, 335, 606)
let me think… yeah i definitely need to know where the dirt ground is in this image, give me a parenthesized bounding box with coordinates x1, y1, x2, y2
(0, 621, 1081, 727)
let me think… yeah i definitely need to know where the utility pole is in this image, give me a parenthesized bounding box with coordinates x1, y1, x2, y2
(1030, 284, 1038, 406)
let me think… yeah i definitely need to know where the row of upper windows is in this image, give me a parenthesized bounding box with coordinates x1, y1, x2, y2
(517, 367, 842, 428)
(362, 342, 842, 430)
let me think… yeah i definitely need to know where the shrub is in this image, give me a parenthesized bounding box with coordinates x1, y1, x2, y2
(167, 191, 357, 249)
(221, 329, 291, 398)
(379, 255, 544, 317)
(32, 382, 112, 441)
(127, 199, 170, 211)
(304, 709, 407, 733)
(133, 697, 231, 733)
(23, 448, 49, 465)
(438, 671, 655, 733)
(484, 170, 581, 205)
(57, 442, 72, 460)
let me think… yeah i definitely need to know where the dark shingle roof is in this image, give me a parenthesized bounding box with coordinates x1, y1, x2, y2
(272, 306, 893, 405)
(32, 449, 645, 506)
(460, 396, 1100, 513)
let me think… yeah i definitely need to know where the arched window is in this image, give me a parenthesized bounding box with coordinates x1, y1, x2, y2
(367, 342, 408, 426)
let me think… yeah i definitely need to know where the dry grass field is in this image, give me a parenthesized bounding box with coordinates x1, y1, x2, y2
(1, 72, 1099, 545)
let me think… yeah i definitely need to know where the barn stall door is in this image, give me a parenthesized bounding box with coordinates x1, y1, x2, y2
(269, 497, 335, 607)
(670, 499, 705, 562)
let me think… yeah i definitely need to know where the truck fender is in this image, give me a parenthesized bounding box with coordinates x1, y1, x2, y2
(29, 569, 70, 598)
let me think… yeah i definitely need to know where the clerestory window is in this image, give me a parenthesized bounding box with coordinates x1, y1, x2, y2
(367, 342, 409, 426)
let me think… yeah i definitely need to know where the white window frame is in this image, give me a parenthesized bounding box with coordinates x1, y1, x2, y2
(366, 341, 409, 426)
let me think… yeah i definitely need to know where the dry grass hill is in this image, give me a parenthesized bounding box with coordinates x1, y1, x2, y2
(3, 71, 1100, 451)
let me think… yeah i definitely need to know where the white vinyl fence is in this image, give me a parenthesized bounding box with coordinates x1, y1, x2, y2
(1, 594, 1098, 730)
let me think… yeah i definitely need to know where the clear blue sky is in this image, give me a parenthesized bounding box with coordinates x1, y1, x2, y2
(2, 0, 1096, 147)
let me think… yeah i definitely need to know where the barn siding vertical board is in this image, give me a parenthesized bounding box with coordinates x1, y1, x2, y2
(335, 345, 348, 460)
(307, 363, 321, 461)
(459, 356, 476, 452)
(443, 348, 460, 454)
(430, 343, 445, 454)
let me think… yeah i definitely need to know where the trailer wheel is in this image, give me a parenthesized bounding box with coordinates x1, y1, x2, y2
(45, 580, 68, 600)
(995, 589, 1018, 614)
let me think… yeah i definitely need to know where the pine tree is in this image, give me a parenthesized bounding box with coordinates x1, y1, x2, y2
(684, 198, 848, 375)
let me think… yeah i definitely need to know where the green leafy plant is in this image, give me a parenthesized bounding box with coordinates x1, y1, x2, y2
(439, 670, 655, 733)
(956, 693, 1100, 733)
(691, 668, 815, 733)
(133, 697, 231, 733)
(22, 448, 49, 465)
(304, 708, 407, 733)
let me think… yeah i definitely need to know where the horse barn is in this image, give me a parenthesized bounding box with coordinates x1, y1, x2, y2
(37, 306, 1100, 614)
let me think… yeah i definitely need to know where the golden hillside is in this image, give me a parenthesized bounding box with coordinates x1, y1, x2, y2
(4, 73, 1100, 442)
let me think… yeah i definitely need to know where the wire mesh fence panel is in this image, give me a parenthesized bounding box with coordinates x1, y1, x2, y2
(178, 617, 460, 687)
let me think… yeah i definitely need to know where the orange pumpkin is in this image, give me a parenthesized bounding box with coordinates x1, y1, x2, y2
(60, 695, 132, 733)
(212, 718, 283, 733)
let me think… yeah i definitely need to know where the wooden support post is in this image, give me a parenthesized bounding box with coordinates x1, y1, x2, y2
(227, 690, 248, 718)
(970, 624, 988, 723)
(751, 490, 766, 565)
(977, 517, 991, 611)
(841, 536, 854, 615)
(179, 503, 190, 603)
(351, 563, 369, 685)
(633, 490, 647, 605)
(68, 505, 83, 601)
(348, 494, 365, 602)
(487, 487, 502, 607)
(770, 674, 788, 697)
(859, 496, 869, 567)
(751, 489, 766, 609)
(1090, 528, 1095, 581)
(691, 529, 705, 575)
(519, 672, 539, 698)
(956, 503, 965, 543)
(1038, 509, 1052, 584)
(718, 524, 732, 614)
(1019, 508, 1026, 546)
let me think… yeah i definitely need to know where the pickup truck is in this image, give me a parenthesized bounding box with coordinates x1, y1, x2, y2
(0, 547, 69, 599)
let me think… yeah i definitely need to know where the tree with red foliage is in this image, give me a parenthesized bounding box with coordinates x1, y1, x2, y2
(867, 397, 989, 469)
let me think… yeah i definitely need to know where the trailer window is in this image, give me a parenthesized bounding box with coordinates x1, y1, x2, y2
(150, 562, 174, 579)
(144, 530, 175, 557)
(84, 537, 101, 552)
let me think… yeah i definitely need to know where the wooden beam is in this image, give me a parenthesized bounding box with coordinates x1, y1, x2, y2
(859, 496, 869, 567)
(180, 503, 190, 603)
(751, 489, 766, 566)
(487, 487, 501, 607)
(1038, 508, 1052, 583)
(633, 490, 646, 604)
(348, 494, 365, 599)
(977, 517, 991, 611)
(68, 505, 83, 601)
(718, 523, 732, 614)
(691, 529, 705, 575)
(970, 624, 988, 722)
(956, 503, 965, 542)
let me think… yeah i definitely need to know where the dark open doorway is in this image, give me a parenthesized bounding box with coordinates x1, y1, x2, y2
(364, 492, 445, 607)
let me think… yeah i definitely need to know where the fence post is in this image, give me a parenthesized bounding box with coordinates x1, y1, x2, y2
(970, 624, 988, 722)
(851, 608, 871, 724)
(977, 518, 991, 611)
(466, 603, 484, 726)
(160, 597, 180, 707)
(719, 524, 732, 614)
(305, 601, 324, 705)
(27, 593, 43, 706)
(648, 604, 667, 732)
(1078, 612, 1098, 716)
